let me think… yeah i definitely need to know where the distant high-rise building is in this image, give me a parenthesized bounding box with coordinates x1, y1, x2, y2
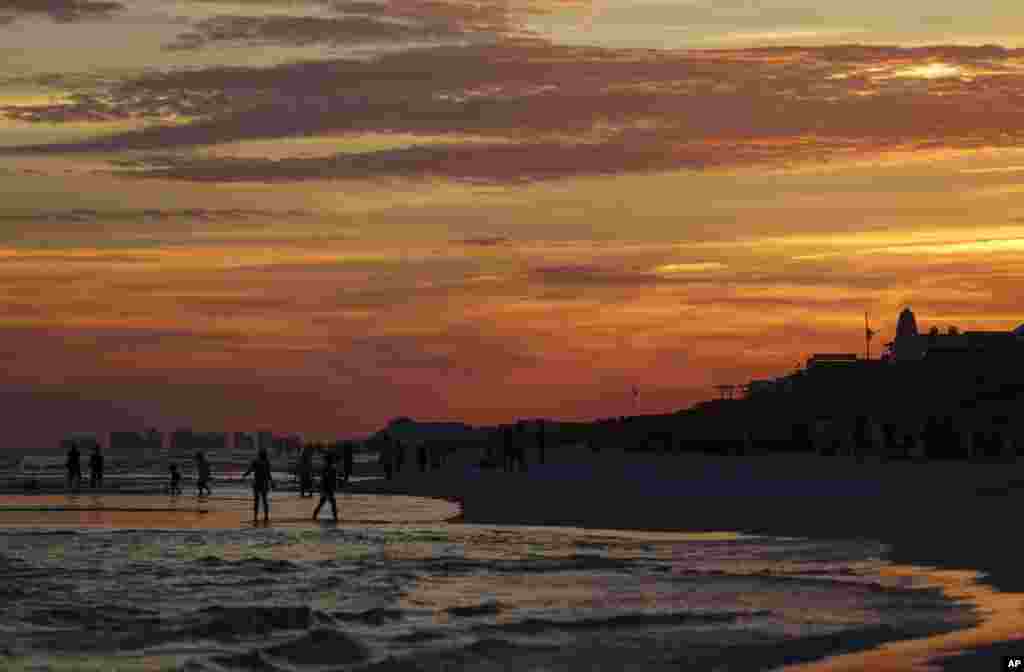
(279, 434, 302, 456)
(169, 429, 225, 456)
(234, 432, 255, 453)
(65, 433, 101, 454)
(257, 431, 274, 454)
(170, 428, 194, 455)
(144, 428, 163, 458)
(110, 430, 160, 457)
(197, 432, 226, 453)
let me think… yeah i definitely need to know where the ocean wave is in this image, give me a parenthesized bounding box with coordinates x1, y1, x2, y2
(189, 605, 323, 641)
(190, 557, 300, 574)
(416, 554, 635, 576)
(0, 529, 78, 536)
(475, 609, 772, 635)
(357, 638, 556, 671)
(463, 637, 539, 656)
(263, 628, 368, 666)
(392, 629, 447, 643)
(209, 649, 287, 671)
(447, 602, 502, 617)
(24, 604, 160, 629)
(332, 607, 406, 625)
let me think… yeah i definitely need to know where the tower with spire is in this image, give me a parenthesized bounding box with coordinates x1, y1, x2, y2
(891, 307, 926, 360)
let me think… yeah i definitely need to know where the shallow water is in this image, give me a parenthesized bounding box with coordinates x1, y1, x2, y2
(0, 490, 977, 671)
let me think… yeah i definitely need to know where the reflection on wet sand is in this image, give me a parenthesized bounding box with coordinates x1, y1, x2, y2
(0, 492, 461, 529)
(794, 565, 1024, 672)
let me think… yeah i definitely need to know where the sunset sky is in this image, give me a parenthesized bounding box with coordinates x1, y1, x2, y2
(3, 0, 1024, 449)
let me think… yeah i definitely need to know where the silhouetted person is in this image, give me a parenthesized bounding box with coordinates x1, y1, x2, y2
(537, 420, 546, 465)
(88, 446, 104, 489)
(379, 433, 394, 480)
(502, 427, 513, 472)
(298, 445, 314, 497)
(168, 463, 183, 496)
(515, 421, 528, 472)
(389, 440, 401, 473)
(312, 453, 339, 522)
(343, 442, 354, 483)
(242, 448, 274, 522)
(66, 443, 82, 492)
(195, 451, 212, 497)
(417, 442, 428, 473)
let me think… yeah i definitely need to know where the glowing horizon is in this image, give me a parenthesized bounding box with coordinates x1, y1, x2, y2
(2, 0, 1024, 448)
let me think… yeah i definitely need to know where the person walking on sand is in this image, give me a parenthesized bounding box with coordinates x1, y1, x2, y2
(168, 463, 183, 496)
(312, 453, 339, 522)
(242, 448, 274, 522)
(88, 445, 104, 489)
(66, 442, 82, 492)
(195, 451, 212, 497)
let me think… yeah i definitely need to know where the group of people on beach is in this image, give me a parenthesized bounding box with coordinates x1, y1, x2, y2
(167, 452, 212, 497)
(374, 432, 450, 479)
(64, 443, 104, 492)
(242, 447, 343, 523)
(296, 443, 353, 497)
(63, 440, 346, 524)
(64, 442, 213, 497)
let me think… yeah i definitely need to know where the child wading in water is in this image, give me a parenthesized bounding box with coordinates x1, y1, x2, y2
(242, 448, 274, 522)
(168, 463, 183, 495)
(312, 453, 339, 522)
(195, 452, 212, 497)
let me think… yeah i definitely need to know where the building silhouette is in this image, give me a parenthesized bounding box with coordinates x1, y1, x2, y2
(169, 429, 226, 457)
(726, 307, 1024, 460)
(109, 428, 162, 458)
(234, 432, 256, 452)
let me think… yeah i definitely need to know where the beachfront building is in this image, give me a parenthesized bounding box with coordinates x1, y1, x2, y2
(731, 307, 1024, 461)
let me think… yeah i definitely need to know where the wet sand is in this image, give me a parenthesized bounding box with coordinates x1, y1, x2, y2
(346, 446, 1024, 671)
(0, 491, 460, 529)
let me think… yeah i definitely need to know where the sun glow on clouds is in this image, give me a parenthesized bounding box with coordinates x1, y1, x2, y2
(888, 62, 964, 80)
(654, 262, 726, 275)
(6, 1, 1024, 445)
(199, 133, 517, 160)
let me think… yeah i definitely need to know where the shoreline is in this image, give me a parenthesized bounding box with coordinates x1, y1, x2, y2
(4, 448, 1022, 669)
(344, 448, 1024, 670)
